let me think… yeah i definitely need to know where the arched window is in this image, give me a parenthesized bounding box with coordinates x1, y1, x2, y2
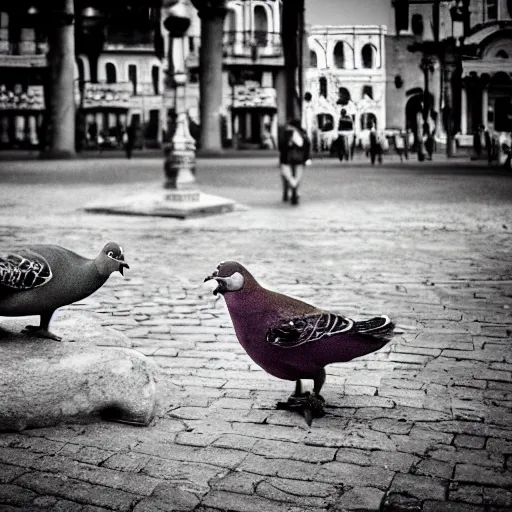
(319, 76, 327, 97)
(361, 44, 375, 69)
(105, 62, 116, 84)
(128, 64, 137, 95)
(496, 50, 509, 58)
(333, 41, 345, 69)
(254, 5, 268, 46)
(152, 65, 159, 95)
(411, 14, 424, 36)
(337, 87, 350, 105)
(310, 50, 318, 68)
(362, 85, 373, 99)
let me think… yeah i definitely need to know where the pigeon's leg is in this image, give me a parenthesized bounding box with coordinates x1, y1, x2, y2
(22, 311, 62, 341)
(312, 369, 326, 403)
(291, 379, 303, 398)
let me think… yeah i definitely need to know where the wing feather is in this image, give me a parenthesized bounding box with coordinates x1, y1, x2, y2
(0, 250, 52, 290)
(267, 313, 395, 349)
(267, 312, 354, 348)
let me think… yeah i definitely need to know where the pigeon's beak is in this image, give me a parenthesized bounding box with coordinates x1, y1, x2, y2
(119, 261, 130, 276)
(204, 273, 227, 295)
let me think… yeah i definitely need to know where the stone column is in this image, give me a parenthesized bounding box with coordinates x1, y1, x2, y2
(197, 4, 227, 154)
(482, 87, 489, 127)
(43, 0, 76, 158)
(461, 85, 467, 135)
(442, 53, 456, 157)
(281, 0, 304, 122)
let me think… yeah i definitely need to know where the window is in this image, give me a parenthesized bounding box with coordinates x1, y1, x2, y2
(254, 5, 268, 46)
(128, 64, 137, 95)
(486, 0, 498, 20)
(105, 63, 116, 84)
(361, 44, 375, 69)
(333, 41, 345, 69)
(411, 14, 424, 36)
(310, 50, 317, 68)
(188, 36, 196, 53)
(338, 87, 351, 105)
(319, 76, 327, 97)
(152, 65, 159, 95)
(362, 85, 373, 99)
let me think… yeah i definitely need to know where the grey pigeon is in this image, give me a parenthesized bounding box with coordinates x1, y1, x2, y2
(205, 261, 395, 424)
(0, 242, 129, 341)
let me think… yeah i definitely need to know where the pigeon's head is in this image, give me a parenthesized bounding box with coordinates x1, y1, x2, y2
(97, 242, 130, 277)
(204, 261, 255, 295)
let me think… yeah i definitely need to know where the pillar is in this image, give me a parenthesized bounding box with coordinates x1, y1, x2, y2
(482, 87, 488, 127)
(198, 5, 227, 153)
(281, 0, 305, 123)
(43, 0, 76, 158)
(461, 85, 467, 135)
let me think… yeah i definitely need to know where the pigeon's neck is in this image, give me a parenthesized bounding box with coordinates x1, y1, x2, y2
(224, 288, 266, 313)
(94, 254, 114, 279)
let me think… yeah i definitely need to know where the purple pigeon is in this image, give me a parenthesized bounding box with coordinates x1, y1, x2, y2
(205, 261, 395, 422)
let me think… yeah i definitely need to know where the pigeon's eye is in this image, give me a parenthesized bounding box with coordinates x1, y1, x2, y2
(107, 251, 114, 258)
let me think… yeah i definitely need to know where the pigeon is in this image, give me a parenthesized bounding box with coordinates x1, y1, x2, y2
(205, 261, 395, 424)
(0, 242, 129, 341)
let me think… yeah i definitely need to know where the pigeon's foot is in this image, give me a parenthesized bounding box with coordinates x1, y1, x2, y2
(22, 325, 62, 341)
(276, 392, 325, 426)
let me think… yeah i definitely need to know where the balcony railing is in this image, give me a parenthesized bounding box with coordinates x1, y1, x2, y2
(187, 30, 283, 64)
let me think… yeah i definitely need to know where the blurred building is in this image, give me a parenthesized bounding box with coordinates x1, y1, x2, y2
(0, 8, 47, 149)
(459, 0, 512, 142)
(0, 4, 164, 150)
(305, 25, 387, 150)
(184, 0, 284, 149)
(387, 0, 512, 146)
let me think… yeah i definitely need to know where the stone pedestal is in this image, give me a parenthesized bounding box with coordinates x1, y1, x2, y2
(0, 313, 159, 431)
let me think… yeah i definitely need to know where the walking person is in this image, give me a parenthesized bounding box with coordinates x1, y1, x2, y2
(394, 130, 406, 163)
(278, 119, 311, 206)
(124, 122, 135, 159)
(369, 125, 382, 165)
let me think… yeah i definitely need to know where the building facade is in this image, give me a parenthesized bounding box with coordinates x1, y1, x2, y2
(387, 0, 512, 146)
(0, 5, 164, 150)
(305, 25, 387, 149)
(184, 0, 284, 149)
(459, 0, 512, 141)
(0, 9, 47, 149)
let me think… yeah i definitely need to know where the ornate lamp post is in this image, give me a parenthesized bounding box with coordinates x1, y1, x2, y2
(162, 0, 198, 198)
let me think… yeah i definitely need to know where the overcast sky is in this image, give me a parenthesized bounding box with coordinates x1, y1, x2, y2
(305, 0, 392, 28)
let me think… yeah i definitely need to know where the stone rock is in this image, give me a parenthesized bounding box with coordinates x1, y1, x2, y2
(0, 319, 160, 431)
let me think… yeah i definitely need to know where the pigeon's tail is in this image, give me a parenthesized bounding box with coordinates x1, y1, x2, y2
(353, 315, 395, 343)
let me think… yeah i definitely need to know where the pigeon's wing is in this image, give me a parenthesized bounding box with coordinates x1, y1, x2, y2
(266, 313, 395, 349)
(266, 312, 354, 348)
(0, 250, 53, 290)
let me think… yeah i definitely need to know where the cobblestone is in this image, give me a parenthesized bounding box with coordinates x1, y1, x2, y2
(1, 157, 512, 510)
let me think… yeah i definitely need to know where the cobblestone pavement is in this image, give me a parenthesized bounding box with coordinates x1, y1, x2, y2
(0, 157, 511, 511)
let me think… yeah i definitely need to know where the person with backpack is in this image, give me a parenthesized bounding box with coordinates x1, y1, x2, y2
(278, 119, 311, 205)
